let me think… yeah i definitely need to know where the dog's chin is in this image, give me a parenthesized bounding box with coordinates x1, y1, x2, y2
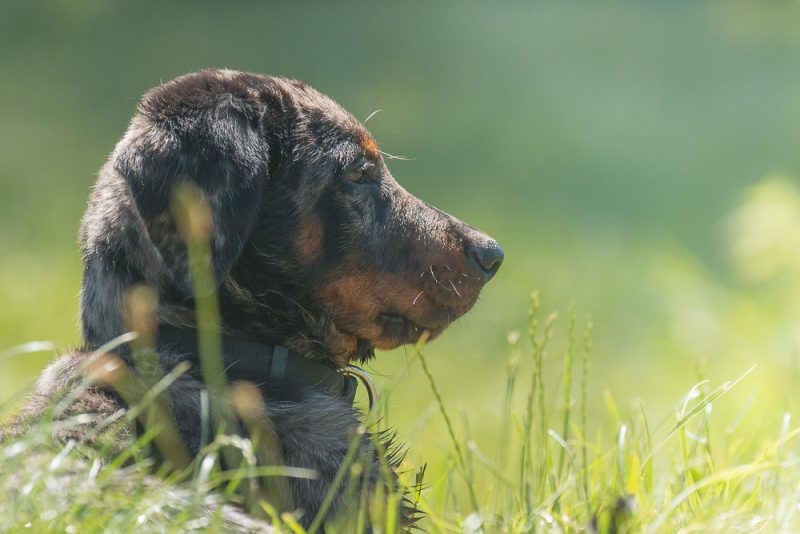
(369, 313, 448, 350)
(325, 302, 476, 360)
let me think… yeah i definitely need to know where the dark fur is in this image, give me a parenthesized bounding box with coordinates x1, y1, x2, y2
(5, 70, 503, 528)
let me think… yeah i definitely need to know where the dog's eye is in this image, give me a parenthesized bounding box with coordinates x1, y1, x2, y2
(345, 159, 376, 184)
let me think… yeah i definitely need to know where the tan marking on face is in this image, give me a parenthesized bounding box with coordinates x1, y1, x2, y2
(294, 214, 324, 265)
(360, 136, 379, 159)
(319, 273, 384, 328)
(317, 267, 438, 355)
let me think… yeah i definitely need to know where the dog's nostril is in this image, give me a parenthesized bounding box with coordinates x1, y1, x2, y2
(466, 240, 504, 280)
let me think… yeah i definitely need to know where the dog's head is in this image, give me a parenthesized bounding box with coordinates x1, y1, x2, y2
(80, 70, 503, 365)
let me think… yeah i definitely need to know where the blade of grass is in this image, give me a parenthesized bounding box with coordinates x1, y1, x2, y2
(557, 304, 576, 482)
(414, 330, 480, 515)
(641, 365, 756, 474)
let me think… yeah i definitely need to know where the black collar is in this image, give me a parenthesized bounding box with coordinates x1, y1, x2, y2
(156, 325, 358, 404)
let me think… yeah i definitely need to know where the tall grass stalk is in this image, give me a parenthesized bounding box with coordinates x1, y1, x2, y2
(414, 330, 481, 516)
(580, 315, 593, 510)
(307, 425, 366, 534)
(522, 291, 557, 518)
(556, 304, 575, 482)
(521, 293, 540, 514)
(172, 182, 264, 515)
(171, 183, 226, 401)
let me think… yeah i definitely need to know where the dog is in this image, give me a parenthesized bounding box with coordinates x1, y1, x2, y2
(6, 69, 503, 528)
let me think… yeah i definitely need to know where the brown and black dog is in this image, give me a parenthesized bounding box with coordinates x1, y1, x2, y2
(8, 69, 503, 528)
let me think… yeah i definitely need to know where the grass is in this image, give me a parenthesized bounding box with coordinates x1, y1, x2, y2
(3, 289, 799, 533)
(3, 3, 800, 531)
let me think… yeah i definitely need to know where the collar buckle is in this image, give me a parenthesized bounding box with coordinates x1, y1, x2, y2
(340, 365, 378, 412)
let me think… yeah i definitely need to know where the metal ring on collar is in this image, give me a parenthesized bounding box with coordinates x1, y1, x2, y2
(341, 365, 378, 412)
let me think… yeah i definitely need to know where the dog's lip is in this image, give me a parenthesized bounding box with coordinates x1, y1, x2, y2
(379, 312, 425, 329)
(379, 313, 407, 326)
(378, 312, 444, 339)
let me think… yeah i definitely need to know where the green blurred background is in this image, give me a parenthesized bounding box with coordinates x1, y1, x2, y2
(3, 0, 800, 478)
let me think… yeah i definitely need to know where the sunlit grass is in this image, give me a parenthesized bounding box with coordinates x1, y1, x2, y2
(396, 295, 798, 533)
(4, 290, 800, 533)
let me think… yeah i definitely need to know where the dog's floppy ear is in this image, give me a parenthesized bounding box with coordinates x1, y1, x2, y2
(113, 72, 273, 299)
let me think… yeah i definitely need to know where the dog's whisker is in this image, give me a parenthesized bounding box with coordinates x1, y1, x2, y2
(429, 267, 456, 293)
(449, 280, 462, 298)
(412, 290, 425, 306)
(378, 149, 414, 161)
(429, 266, 439, 284)
(429, 266, 453, 292)
(364, 109, 383, 124)
(436, 281, 453, 292)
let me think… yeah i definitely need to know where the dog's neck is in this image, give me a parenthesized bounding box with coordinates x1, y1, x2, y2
(153, 324, 358, 403)
(158, 278, 375, 367)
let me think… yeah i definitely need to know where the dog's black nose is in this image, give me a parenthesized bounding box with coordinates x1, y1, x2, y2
(466, 239, 504, 280)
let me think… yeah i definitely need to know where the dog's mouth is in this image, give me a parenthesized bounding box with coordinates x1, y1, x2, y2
(324, 307, 463, 362)
(375, 312, 448, 348)
(317, 266, 489, 358)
